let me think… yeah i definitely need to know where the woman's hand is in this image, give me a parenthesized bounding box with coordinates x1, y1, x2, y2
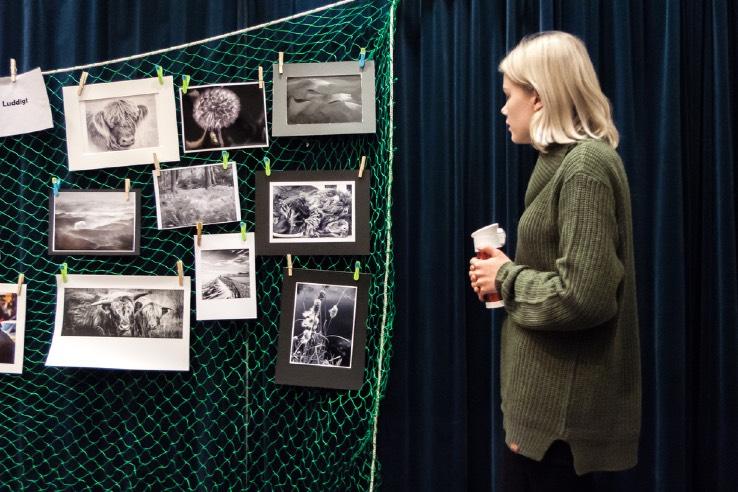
(469, 246, 511, 302)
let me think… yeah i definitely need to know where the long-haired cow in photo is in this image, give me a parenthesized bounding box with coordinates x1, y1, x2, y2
(132, 300, 172, 338)
(70, 292, 146, 337)
(87, 99, 149, 151)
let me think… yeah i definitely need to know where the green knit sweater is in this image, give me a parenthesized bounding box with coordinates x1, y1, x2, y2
(495, 139, 641, 475)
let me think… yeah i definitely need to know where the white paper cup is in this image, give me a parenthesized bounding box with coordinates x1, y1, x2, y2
(471, 223, 505, 309)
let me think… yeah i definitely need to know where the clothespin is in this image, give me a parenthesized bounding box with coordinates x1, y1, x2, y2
(196, 222, 203, 247)
(222, 151, 229, 170)
(10, 59, 17, 83)
(77, 71, 89, 96)
(264, 157, 271, 176)
(353, 261, 361, 281)
(124, 178, 131, 201)
(278, 52, 284, 75)
(51, 177, 61, 197)
(181, 74, 191, 94)
(153, 153, 161, 177)
(155, 65, 164, 85)
(60, 263, 68, 283)
(240, 221, 247, 242)
(17, 274, 24, 295)
(286, 254, 293, 277)
(177, 260, 184, 287)
(359, 48, 367, 70)
(258, 66, 264, 89)
(358, 155, 367, 178)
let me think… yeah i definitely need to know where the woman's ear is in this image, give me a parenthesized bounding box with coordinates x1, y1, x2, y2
(533, 91, 543, 111)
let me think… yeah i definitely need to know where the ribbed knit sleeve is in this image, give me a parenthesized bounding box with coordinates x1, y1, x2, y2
(496, 172, 624, 331)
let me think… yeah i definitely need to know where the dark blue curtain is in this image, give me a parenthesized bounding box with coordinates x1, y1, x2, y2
(2, 1, 737, 491)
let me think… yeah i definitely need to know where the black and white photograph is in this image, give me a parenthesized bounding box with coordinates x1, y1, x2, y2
(287, 75, 362, 125)
(255, 170, 370, 255)
(63, 76, 180, 171)
(154, 162, 241, 230)
(49, 189, 140, 256)
(46, 275, 191, 371)
(272, 61, 376, 136)
(180, 82, 268, 153)
(195, 232, 257, 320)
(275, 269, 369, 390)
(0, 287, 26, 374)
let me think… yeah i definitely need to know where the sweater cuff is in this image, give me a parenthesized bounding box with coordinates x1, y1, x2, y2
(495, 261, 515, 295)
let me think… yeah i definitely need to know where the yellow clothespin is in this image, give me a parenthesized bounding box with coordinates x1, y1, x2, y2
(353, 261, 361, 281)
(125, 178, 131, 201)
(240, 221, 247, 242)
(153, 153, 161, 177)
(358, 155, 367, 178)
(60, 263, 68, 283)
(156, 65, 164, 85)
(181, 74, 190, 94)
(77, 71, 89, 96)
(177, 260, 184, 287)
(10, 59, 17, 83)
(278, 52, 284, 75)
(196, 222, 203, 246)
(286, 254, 293, 277)
(258, 66, 264, 89)
(17, 273, 24, 295)
(222, 151, 229, 170)
(264, 157, 271, 176)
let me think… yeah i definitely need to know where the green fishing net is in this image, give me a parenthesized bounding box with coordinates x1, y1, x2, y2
(0, 0, 397, 489)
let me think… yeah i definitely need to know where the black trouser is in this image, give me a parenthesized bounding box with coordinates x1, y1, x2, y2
(501, 440, 595, 492)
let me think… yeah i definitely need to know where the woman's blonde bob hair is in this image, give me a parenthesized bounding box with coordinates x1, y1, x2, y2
(499, 31, 619, 152)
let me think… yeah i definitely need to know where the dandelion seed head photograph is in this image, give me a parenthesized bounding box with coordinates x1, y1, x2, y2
(181, 82, 268, 152)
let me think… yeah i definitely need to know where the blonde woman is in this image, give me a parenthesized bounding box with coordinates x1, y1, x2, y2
(468, 31, 640, 489)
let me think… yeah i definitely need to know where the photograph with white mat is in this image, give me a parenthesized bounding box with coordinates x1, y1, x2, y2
(46, 274, 190, 371)
(195, 232, 257, 320)
(0, 283, 27, 374)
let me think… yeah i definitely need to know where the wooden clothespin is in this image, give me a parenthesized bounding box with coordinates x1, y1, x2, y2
(153, 153, 161, 177)
(286, 254, 293, 277)
(353, 261, 361, 281)
(60, 263, 68, 283)
(124, 178, 131, 201)
(177, 260, 184, 287)
(358, 155, 367, 178)
(17, 274, 24, 295)
(196, 222, 203, 247)
(359, 48, 367, 70)
(278, 52, 284, 75)
(240, 221, 247, 242)
(10, 59, 17, 83)
(258, 66, 264, 89)
(77, 71, 89, 96)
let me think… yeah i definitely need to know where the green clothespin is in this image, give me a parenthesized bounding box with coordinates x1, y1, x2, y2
(264, 157, 271, 176)
(156, 65, 164, 85)
(181, 74, 191, 94)
(353, 261, 361, 281)
(240, 221, 247, 242)
(60, 263, 68, 283)
(222, 151, 230, 169)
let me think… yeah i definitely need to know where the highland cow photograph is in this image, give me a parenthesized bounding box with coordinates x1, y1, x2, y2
(83, 94, 158, 153)
(46, 275, 191, 371)
(275, 269, 369, 390)
(49, 189, 140, 256)
(195, 232, 257, 320)
(63, 77, 180, 171)
(270, 181, 355, 242)
(0, 285, 26, 374)
(154, 162, 241, 229)
(180, 82, 268, 153)
(272, 61, 376, 137)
